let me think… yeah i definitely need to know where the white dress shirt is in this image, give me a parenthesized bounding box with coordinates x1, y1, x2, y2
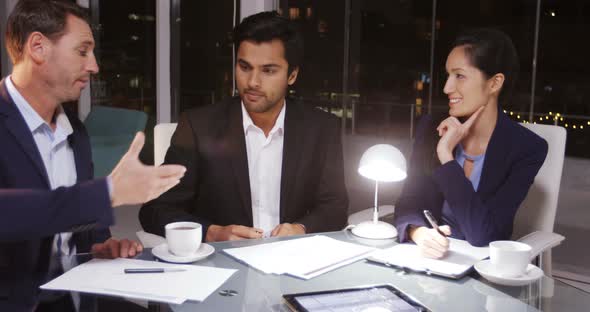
(6, 76, 79, 308)
(242, 101, 285, 237)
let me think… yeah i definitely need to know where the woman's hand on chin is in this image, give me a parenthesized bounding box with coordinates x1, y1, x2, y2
(436, 106, 485, 164)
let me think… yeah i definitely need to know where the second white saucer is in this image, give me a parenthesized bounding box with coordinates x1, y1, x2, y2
(474, 259, 544, 286)
(152, 243, 214, 263)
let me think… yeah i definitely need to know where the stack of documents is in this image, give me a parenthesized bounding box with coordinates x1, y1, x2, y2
(368, 238, 489, 279)
(41, 258, 237, 304)
(223, 235, 376, 279)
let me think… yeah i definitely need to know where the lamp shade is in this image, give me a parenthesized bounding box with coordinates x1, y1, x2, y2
(358, 144, 407, 182)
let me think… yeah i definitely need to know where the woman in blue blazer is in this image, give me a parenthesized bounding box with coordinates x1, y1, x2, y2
(393, 29, 548, 258)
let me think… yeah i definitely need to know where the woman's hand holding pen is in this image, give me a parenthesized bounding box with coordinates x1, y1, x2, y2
(409, 225, 452, 259)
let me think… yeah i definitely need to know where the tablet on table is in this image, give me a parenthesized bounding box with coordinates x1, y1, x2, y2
(283, 284, 430, 312)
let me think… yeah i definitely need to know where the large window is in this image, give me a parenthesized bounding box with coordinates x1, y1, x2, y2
(89, 0, 156, 161)
(171, 0, 239, 117)
(535, 1, 590, 157)
(284, 0, 345, 106)
(433, 0, 537, 114)
(350, 0, 431, 140)
(90, 0, 156, 113)
(275, 0, 589, 159)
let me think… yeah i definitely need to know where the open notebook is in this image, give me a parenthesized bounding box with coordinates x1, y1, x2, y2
(367, 238, 489, 279)
(368, 231, 564, 279)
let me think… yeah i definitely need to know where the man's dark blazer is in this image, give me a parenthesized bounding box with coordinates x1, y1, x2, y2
(394, 108, 548, 247)
(139, 97, 349, 238)
(0, 79, 113, 310)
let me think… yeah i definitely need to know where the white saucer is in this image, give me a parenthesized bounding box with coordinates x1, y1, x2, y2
(474, 259, 544, 286)
(152, 243, 214, 263)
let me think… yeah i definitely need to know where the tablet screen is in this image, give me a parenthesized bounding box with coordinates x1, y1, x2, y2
(284, 285, 428, 312)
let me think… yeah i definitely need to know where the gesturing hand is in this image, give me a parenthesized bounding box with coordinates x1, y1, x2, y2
(109, 132, 187, 207)
(436, 106, 485, 164)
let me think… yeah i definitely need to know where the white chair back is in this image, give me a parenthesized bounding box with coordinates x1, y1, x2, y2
(513, 123, 566, 239)
(154, 123, 178, 166)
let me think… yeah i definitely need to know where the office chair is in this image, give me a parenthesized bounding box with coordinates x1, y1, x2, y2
(84, 105, 148, 177)
(512, 123, 567, 276)
(154, 123, 178, 166)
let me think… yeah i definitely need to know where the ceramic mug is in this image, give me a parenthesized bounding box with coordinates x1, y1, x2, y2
(489, 240, 531, 277)
(165, 222, 202, 257)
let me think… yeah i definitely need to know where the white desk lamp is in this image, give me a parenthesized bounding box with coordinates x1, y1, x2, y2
(351, 144, 407, 239)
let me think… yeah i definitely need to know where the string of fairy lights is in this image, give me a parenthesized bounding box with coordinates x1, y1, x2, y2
(504, 110, 590, 130)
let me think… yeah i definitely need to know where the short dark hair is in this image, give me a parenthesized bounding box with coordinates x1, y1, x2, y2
(5, 0, 90, 64)
(451, 28, 520, 105)
(233, 11, 304, 75)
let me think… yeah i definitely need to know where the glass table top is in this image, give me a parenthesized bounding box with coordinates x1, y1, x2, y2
(137, 231, 590, 312)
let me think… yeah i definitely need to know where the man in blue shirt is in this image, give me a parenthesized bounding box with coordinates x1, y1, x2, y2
(0, 1, 186, 311)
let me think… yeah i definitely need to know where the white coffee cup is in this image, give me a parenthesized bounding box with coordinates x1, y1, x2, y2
(165, 222, 202, 257)
(489, 240, 531, 277)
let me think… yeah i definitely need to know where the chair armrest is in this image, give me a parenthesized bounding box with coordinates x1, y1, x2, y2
(517, 231, 565, 260)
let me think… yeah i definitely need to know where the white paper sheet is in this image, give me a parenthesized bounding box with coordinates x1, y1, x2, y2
(41, 258, 237, 304)
(369, 238, 489, 277)
(223, 235, 376, 279)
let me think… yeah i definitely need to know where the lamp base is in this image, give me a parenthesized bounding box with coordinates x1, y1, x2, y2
(351, 221, 398, 239)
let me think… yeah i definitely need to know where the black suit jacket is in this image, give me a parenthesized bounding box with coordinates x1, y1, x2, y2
(0, 79, 113, 311)
(140, 97, 349, 238)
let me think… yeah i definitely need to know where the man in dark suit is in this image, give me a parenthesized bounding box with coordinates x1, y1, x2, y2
(140, 11, 349, 242)
(0, 1, 185, 311)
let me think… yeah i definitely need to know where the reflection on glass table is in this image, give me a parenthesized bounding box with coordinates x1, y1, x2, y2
(100, 231, 590, 311)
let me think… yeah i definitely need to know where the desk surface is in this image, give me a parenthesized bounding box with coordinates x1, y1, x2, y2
(142, 231, 588, 312)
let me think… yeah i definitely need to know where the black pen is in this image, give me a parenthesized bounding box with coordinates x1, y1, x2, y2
(423, 210, 446, 236)
(124, 268, 187, 274)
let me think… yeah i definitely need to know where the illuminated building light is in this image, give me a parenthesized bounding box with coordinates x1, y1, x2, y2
(289, 7, 300, 20)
